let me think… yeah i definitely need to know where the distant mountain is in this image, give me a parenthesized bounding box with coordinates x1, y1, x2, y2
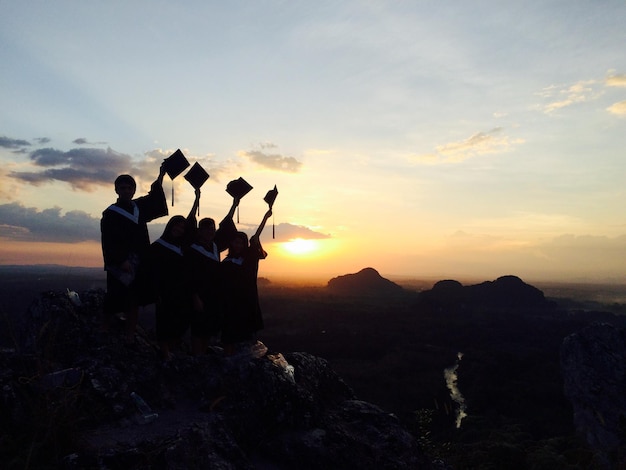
(327, 267, 404, 295)
(417, 275, 552, 312)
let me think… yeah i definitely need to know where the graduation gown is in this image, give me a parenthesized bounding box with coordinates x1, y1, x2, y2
(220, 237, 267, 344)
(185, 242, 223, 338)
(148, 238, 191, 341)
(184, 214, 237, 338)
(101, 180, 167, 313)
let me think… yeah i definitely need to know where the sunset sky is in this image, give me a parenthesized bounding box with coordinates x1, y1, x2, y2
(2, 1, 626, 283)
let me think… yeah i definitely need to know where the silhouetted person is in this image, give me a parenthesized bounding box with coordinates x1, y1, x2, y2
(220, 208, 272, 355)
(101, 164, 167, 342)
(185, 189, 240, 355)
(147, 215, 190, 361)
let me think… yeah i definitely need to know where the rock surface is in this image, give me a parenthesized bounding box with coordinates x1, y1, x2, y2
(1, 289, 435, 469)
(560, 322, 626, 468)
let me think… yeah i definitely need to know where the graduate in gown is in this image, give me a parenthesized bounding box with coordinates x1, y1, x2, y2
(100, 164, 168, 341)
(147, 215, 191, 360)
(184, 189, 240, 355)
(220, 208, 273, 355)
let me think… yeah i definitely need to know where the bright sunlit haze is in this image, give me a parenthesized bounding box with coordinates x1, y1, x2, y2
(1, 2, 626, 284)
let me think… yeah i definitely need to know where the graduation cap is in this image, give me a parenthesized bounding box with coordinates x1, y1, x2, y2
(226, 177, 253, 199)
(184, 162, 210, 189)
(263, 185, 278, 209)
(264, 185, 278, 238)
(163, 149, 190, 207)
(164, 149, 190, 180)
(226, 177, 253, 223)
(184, 162, 210, 216)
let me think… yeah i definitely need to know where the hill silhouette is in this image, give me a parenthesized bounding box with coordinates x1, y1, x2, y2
(326, 267, 404, 295)
(418, 275, 550, 312)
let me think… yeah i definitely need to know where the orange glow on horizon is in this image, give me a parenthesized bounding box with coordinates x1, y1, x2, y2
(258, 237, 348, 280)
(0, 240, 103, 267)
(0, 237, 386, 283)
(280, 238, 319, 257)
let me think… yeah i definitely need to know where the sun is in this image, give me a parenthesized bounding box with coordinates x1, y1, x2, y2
(281, 238, 319, 256)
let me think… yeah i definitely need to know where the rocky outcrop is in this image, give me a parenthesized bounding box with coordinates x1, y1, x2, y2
(418, 275, 552, 313)
(560, 322, 626, 469)
(327, 267, 404, 296)
(1, 289, 434, 469)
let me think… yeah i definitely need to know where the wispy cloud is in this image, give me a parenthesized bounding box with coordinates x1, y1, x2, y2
(0, 136, 31, 150)
(0, 202, 100, 243)
(238, 146, 303, 173)
(73, 137, 107, 145)
(412, 128, 523, 164)
(259, 142, 278, 149)
(606, 73, 626, 116)
(607, 100, 626, 116)
(606, 74, 626, 87)
(539, 80, 599, 114)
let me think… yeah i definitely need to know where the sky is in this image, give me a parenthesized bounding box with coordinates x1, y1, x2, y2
(1, 1, 626, 284)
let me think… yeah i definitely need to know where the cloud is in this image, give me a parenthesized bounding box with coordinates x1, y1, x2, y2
(606, 74, 626, 87)
(0, 136, 31, 149)
(9, 147, 161, 191)
(141, 147, 232, 183)
(539, 80, 599, 114)
(233, 222, 331, 243)
(259, 142, 278, 149)
(412, 128, 524, 164)
(272, 223, 331, 242)
(0, 202, 100, 243)
(607, 100, 626, 116)
(0, 202, 331, 260)
(0, 136, 51, 152)
(238, 149, 303, 173)
(73, 137, 107, 145)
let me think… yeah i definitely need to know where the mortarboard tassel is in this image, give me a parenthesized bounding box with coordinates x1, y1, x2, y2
(236, 206, 240, 224)
(171, 183, 174, 207)
(272, 214, 275, 239)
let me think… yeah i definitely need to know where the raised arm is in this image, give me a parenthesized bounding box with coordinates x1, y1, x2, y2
(188, 188, 201, 219)
(213, 196, 241, 251)
(225, 196, 240, 221)
(253, 209, 273, 240)
(156, 161, 167, 186)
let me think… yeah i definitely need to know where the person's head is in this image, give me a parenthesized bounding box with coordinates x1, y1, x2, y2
(196, 218, 216, 245)
(114, 174, 136, 202)
(228, 231, 249, 257)
(161, 215, 186, 244)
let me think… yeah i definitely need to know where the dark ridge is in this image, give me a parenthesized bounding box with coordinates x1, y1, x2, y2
(326, 267, 404, 295)
(418, 274, 553, 312)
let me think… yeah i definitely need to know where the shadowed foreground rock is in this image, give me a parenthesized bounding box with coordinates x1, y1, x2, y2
(1, 289, 436, 469)
(560, 322, 626, 469)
